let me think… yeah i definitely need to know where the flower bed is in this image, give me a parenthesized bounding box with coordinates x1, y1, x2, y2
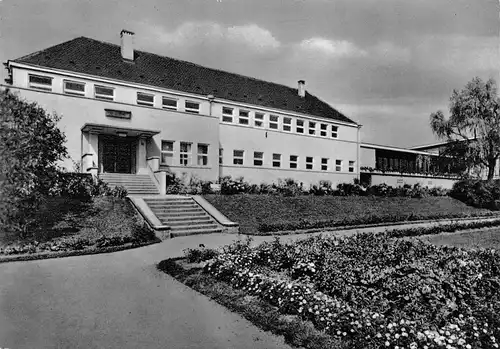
(203, 235, 499, 348)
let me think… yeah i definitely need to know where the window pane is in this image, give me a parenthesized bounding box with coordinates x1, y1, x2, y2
(29, 75, 52, 85)
(162, 141, 173, 151)
(198, 144, 208, 154)
(95, 86, 114, 96)
(234, 150, 244, 157)
(222, 107, 233, 114)
(64, 81, 85, 92)
(185, 101, 199, 113)
(162, 97, 177, 109)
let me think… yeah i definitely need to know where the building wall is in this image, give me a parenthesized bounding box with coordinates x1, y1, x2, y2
(360, 147, 376, 168)
(7, 86, 220, 181)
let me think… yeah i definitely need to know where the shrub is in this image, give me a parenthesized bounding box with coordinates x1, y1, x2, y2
(0, 89, 68, 236)
(450, 179, 500, 210)
(111, 185, 128, 198)
(335, 182, 366, 196)
(275, 178, 303, 196)
(220, 176, 252, 195)
(184, 247, 219, 263)
(309, 180, 335, 196)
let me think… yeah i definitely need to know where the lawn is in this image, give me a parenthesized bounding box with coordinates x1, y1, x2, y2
(204, 195, 496, 234)
(161, 234, 500, 349)
(417, 228, 500, 250)
(0, 196, 156, 256)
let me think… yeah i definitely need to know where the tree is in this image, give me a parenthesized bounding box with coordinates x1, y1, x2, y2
(0, 88, 67, 236)
(430, 77, 500, 180)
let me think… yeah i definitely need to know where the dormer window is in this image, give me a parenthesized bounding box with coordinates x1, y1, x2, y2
(185, 101, 200, 114)
(94, 85, 114, 101)
(28, 74, 52, 91)
(137, 92, 154, 106)
(63, 80, 85, 96)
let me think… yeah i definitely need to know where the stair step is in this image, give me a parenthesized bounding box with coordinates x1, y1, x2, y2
(167, 216, 212, 222)
(169, 223, 219, 231)
(145, 197, 191, 202)
(167, 219, 214, 227)
(170, 228, 223, 238)
(155, 212, 208, 218)
(151, 207, 202, 213)
(146, 203, 198, 208)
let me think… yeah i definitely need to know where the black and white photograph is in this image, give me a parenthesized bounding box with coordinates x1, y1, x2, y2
(0, 0, 499, 348)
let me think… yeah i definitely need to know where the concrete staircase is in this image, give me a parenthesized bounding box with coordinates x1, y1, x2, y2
(99, 173, 159, 196)
(143, 197, 222, 237)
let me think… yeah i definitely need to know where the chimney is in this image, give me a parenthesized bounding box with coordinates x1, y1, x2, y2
(120, 29, 135, 61)
(298, 80, 306, 98)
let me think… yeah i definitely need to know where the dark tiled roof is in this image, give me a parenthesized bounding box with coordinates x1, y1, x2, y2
(13, 37, 356, 124)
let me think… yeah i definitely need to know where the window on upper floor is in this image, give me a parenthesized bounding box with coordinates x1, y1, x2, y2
(269, 115, 279, 130)
(179, 142, 192, 166)
(254, 152, 264, 166)
(28, 74, 53, 91)
(283, 117, 292, 132)
(94, 85, 114, 101)
(239, 110, 250, 125)
(137, 92, 154, 106)
(336, 159, 343, 172)
(254, 112, 264, 128)
(306, 157, 314, 170)
(161, 141, 174, 165)
(321, 158, 329, 171)
(63, 80, 85, 96)
(331, 125, 339, 138)
(185, 101, 200, 114)
(162, 97, 178, 110)
(349, 161, 355, 173)
(197, 144, 209, 166)
(309, 121, 316, 136)
(272, 153, 281, 168)
(320, 124, 328, 137)
(222, 106, 234, 123)
(233, 150, 244, 165)
(289, 155, 298, 169)
(296, 119, 304, 134)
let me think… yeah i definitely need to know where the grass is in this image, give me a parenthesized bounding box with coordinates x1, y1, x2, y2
(204, 195, 496, 234)
(416, 228, 500, 250)
(158, 259, 346, 349)
(0, 196, 156, 253)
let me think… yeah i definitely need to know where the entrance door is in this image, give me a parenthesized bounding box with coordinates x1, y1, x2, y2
(101, 136, 132, 173)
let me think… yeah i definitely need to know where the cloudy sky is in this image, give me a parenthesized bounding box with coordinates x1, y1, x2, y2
(0, 0, 498, 147)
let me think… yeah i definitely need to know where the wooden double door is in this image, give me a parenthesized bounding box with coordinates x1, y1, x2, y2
(100, 136, 135, 174)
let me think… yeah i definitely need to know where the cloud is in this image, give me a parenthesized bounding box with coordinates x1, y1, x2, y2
(298, 37, 367, 58)
(144, 21, 280, 53)
(371, 41, 411, 63)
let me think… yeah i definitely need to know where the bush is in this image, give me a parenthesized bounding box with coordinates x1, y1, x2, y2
(183, 247, 219, 263)
(449, 179, 500, 210)
(275, 178, 303, 196)
(220, 176, 252, 195)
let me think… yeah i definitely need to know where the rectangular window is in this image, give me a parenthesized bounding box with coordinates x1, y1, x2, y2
(222, 106, 234, 123)
(331, 125, 339, 138)
(336, 160, 343, 172)
(306, 157, 314, 170)
(63, 80, 85, 96)
(162, 97, 177, 110)
(197, 144, 209, 166)
(283, 117, 292, 132)
(321, 158, 329, 171)
(296, 119, 304, 134)
(28, 74, 52, 91)
(179, 142, 192, 166)
(239, 110, 250, 125)
(308, 122, 316, 135)
(269, 115, 279, 130)
(219, 149, 223, 165)
(254, 112, 264, 127)
(349, 161, 355, 173)
(185, 101, 200, 114)
(94, 85, 114, 100)
(137, 92, 154, 106)
(272, 153, 281, 168)
(320, 124, 328, 137)
(161, 141, 174, 165)
(253, 152, 264, 166)
(233, 150, 244, 165)
(289, 155, 298, 169)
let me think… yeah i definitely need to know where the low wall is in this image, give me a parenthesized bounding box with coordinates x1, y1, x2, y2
(364, 172, 457, 189)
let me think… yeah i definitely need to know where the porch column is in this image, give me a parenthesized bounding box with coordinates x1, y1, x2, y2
(87, 132, 99, 178)
(136, 136, 148, 174)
